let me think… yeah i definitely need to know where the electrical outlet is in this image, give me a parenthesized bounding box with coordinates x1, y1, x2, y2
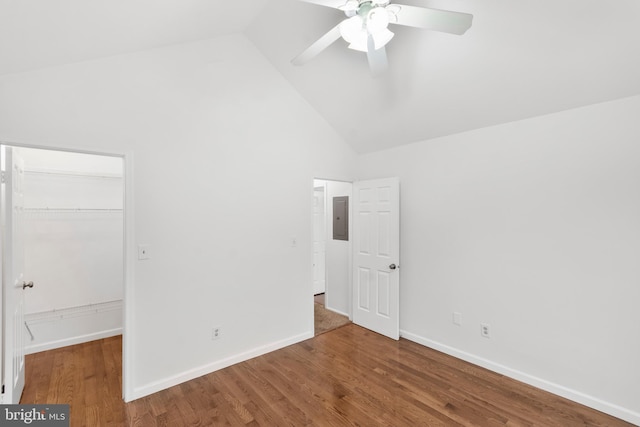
(480, 323, 491, 338)
(453, 312, 462, 326)
(212, 326, 221, 340)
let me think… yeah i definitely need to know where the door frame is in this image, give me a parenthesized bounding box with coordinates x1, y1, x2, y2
(312, 178, 354, 321)
(313, 181, 327, 296)
(0, 140, 134, 402)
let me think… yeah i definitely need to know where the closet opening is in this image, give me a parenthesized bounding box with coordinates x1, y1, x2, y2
(1, 145, 126, 403)
(312, 178, 352, 336)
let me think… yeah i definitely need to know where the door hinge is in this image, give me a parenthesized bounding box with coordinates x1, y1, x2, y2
(1, 384, 4, 394)
(1, 170, 5, 184)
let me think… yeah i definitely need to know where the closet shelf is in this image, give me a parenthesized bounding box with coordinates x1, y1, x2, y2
(24, 168, 122, 180)
(23, 207, 123, 213)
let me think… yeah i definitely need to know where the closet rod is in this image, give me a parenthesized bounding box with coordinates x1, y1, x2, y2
(24, 168, 122, 180)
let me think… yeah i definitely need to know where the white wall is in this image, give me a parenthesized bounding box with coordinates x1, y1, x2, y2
(21, 148, 123, 353)
(22, 148, 123, 311)
(324, 180, 352, 316)
(0, 34, 357, 399)
(356, 95, 640, 424)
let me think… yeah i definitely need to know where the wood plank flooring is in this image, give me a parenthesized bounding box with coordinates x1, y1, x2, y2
(21, 325, 633, 426)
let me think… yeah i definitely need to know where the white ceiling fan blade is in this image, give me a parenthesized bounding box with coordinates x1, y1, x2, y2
(292, 24, 343, 65)
(299, 0, 348, 9)
(391, 4, 473, 35)
(367, 36, 388, 77)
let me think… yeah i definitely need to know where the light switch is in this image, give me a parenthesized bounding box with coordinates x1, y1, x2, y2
(138, 244, 150, 260)
(453, 312, 462, 326)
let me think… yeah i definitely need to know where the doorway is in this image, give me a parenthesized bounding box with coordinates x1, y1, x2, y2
(313, 179, 352, 335)
(1, 144, 128, 403)
(313, 177, 401, 340)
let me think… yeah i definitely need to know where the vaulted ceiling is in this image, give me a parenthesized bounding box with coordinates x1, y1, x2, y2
(2, 0, 640, 153)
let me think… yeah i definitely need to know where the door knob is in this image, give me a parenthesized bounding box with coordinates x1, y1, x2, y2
(389, 264, 397, 270)
(22, 281, 34, 289)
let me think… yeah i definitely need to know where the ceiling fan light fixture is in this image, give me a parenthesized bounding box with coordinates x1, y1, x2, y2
(347, 41, 368, 52)
(366, 7, 390, 33)
(365, 6, 393, 50)
(340, 16, 369, 52)
(339, 13, 393, 52)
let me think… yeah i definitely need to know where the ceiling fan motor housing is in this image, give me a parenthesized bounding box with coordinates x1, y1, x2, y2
(343, 0, 390, 17)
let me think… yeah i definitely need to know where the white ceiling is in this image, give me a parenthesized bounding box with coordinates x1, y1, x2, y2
(0, 0, 269, 75)
(2, 0, 640, 153)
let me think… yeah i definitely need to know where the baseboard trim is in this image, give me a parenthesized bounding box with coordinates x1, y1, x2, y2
(26, 328, 122, 354)
(324, 305, 349, 318)
(129, 331, 314, 402)
(400, 330, 640, 426)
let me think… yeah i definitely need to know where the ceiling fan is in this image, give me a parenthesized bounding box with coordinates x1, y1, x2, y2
(292, 0, 473, 75)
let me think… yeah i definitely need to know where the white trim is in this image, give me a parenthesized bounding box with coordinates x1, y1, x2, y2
(130, 331, 313, 401)
(312, 179, 327, 298)
(0, 140, 126, 160)
(25, 328, 122, 354)
(314, 178, 354, 321)
(400, 330, 640, 426)
(122, 150, 134, 402)
(325, 306, 349, 318)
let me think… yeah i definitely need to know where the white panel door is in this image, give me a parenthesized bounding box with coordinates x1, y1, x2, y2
(352, 177, 400, 340)
(2, 146, 27, 403)
(313, 186, 326, 295)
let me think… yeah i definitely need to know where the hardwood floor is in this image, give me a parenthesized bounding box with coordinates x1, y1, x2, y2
(21, 325, 633, 426)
